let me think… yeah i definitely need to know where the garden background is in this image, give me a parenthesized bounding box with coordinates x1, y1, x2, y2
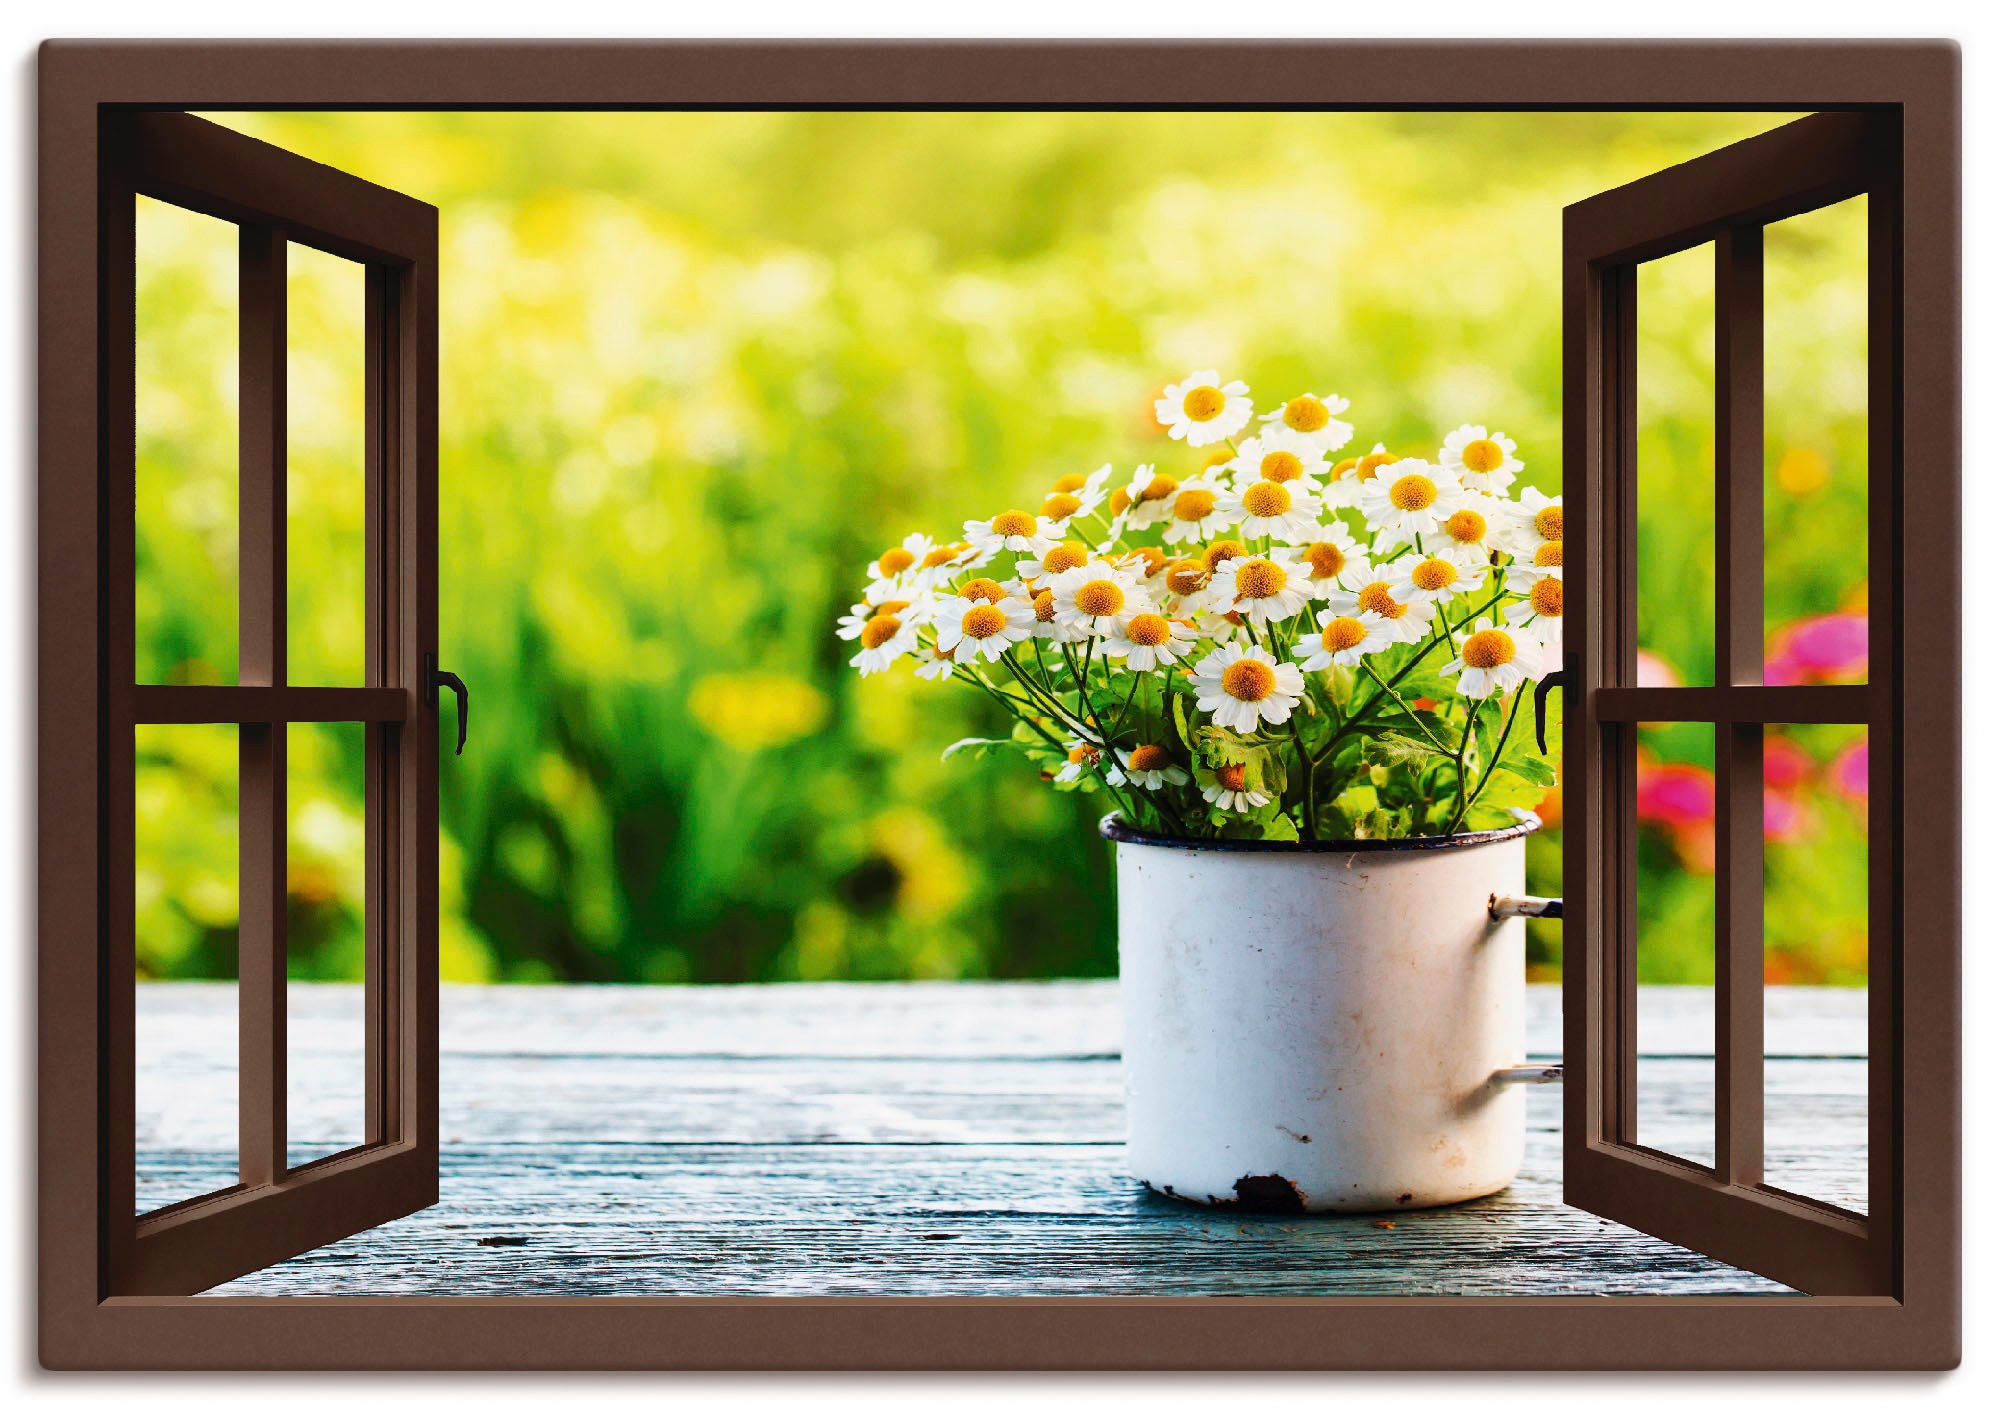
(131, 111, 1871, 987)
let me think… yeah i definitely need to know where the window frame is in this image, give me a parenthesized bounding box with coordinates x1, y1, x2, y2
(37, 38, 1959, 1371)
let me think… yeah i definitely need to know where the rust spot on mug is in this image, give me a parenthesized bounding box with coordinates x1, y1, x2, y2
(1276, 1124, 1311, 1143)
(1229, 1174, 1307, 1213)
(1396, 1192, 1414, 1204)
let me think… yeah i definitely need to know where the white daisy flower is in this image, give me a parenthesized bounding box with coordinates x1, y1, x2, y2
(840, 591, 940, 640)
(1049, 561, 1147, 638)
(1286, 521, 1375, 598)
(1023, 583, 1090, 643)
(964, 509, 1060, 560)
(1358, 459, 1466, 544)
(1016, 540, 1094, 589)
(1191, 641, 1307, 735)
(1160, 472, 1241, 545)
(907, 539, 981, 589)
(1202, 762, 1270, 813)
(1385, 552, 1476, 607)
(849, 610, 920, 676)
(1102, 610, 1198, 673)
(1428, 494, 1507, 570)
(1158, 555, 1214, 612)
(1440, 616, 1548, 699)
(1259, 391, 1355, 456)
(1208, 553, 1315, 626)
(1293, 608, 1398, 672)
(934, 594, 1036, 664)
(1503, 574, 1564, 648)
(1505, 538, 1565, 593)
(1323, 579, 1439, 645)
(1216, 476, 1321, 545)
(1054, 734, 1125, 786)
(1109, 464, 1182, 532)
(1155, 370, 1254, 447)
(914, 644, 960, 681)
(1439, 424, 1524, 495)
(1118, 743, 1189, 791)
(1040, 464, 1113, 527)
(1228, 433, 1330, 491)
(1320, 442, 1398, 510)
(1504, 486, 1564, 558)
(866, 532, 934, 585)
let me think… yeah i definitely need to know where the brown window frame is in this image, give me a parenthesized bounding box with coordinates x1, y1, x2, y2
(95, 111, 440, 1296)
(1561, 111, 1906, 1298)
(37, 39, 1959, 1371)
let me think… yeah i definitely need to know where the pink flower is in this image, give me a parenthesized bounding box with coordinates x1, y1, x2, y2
(1831, 739, 1868, 803)
(1763, 735, 1815, 792)
(1636, 649, 1683, 690)
(1636, 762, 1715, 827)
(1764, 787, 1809, 842)
(1765, 612, 1867, 685)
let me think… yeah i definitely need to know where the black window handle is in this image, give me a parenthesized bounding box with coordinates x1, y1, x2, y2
(1534, 668, 1565, 755)
(424, 652, 468, 756)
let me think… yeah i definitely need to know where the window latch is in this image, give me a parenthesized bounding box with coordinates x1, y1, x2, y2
(424, 652, 469, 756)
(1533, 668, 1565, 754)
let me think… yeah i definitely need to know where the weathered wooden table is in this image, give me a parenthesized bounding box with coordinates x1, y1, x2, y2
(134, 982, 1866, 1296)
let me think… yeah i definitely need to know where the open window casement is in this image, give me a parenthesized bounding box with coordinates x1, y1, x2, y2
(102, 112, 440, 1296)
(1561, 111, 1903, 1296)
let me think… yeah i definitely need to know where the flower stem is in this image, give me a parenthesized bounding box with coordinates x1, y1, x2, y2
(1455, 680, 1530, 829)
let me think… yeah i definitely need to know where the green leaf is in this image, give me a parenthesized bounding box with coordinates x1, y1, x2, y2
(1498, 753, 1557, 787)
(941, 736, 1014, 762)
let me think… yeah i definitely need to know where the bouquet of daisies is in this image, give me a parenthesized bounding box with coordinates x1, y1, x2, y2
(838, 371, 1563, 842)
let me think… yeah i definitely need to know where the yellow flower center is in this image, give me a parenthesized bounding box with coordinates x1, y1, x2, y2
(1462, 628, 1516, 670)
(877, 547, 916, 575)
(860, 615, 903, 649)
(1127, 743, 1172, 773)
(1032, 588, 1057, 622)
(962, 603, 1009, 640)
(1043, 492, 1083, 520)
(1125, 612, 1172, 647)
(1200, 447, 1235, 472)
(1534, 505, 1564, 541)
(1533, 540, 1564, 567)
(1388, 473, 1439, 511)
(1074, 579, 1126, 616)
(1410, 557, 1459, 592)
(1217, 762, 1249, 791)
(1445, 509, 1487, 544)
(1242, 481, 1292, 518)
(1357, 450, 1397, 481)
(1460, 438, 1506, 473)
(1108, 486, 1132, 515)
(1041, 542, 1089, 574)
(1283, 395, 1331, 433)
(872, 599, 910, 617)
(1529, 577, 1564, 618)
(1201, 539, 1247, 572)
(1303, 541, 1346, 579)
(1322, 616, 1368, 652)
(1233, 558, 1287, 600)
(1067, 742, 1100, 765)
(921, 543, 965, 568)
(990, 510, 1038, 539)
(1357, 581, 1409, 620)
(1140, 473, 1179, 502)
(1221, 658, 1278, 702)
(1182, 385, 1227, 422)
(1121, 545, 1168, 576)
(959, 577, 1007, 604)
(1164, 559, 1207, 595)
(1173, 488, 1218, 522)
(1260, 450, 1305, 482)
(1050, 472, 1088, 493)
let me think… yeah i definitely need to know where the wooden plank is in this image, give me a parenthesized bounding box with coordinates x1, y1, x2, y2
(1593, 685, 1873, 725)
(132, 684, 409, 724)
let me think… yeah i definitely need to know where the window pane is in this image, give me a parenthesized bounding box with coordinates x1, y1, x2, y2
(287, 721, 370, 1165)
(135, 196, 238, 686)
(287, 245, 370, 686)
(1763, 722, 1868, 1213)
(135, 723, 239, 1214)
(1764, 197, 1868, 686)
(1635, 243, 1715, 688)
(1632, 722, 1717, 1167)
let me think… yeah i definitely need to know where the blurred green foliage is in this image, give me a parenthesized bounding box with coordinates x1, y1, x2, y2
(133, 110, 1865, 986)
